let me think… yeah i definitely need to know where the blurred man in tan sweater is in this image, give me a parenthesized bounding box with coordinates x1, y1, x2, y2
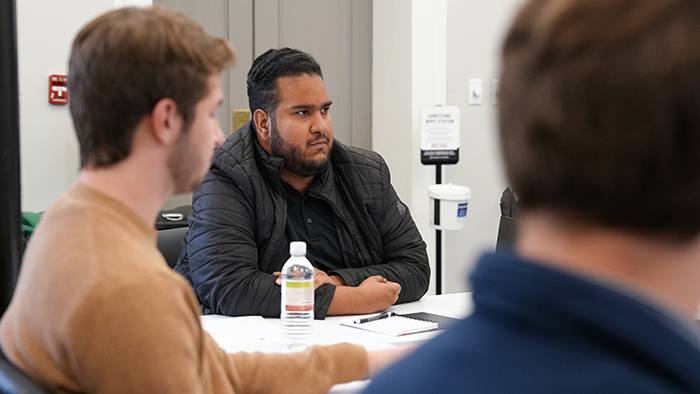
(0, 6, 403, 394)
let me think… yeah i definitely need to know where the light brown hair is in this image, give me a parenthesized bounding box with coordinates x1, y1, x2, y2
(499, 0, 700, 240)
(69, 6, 236, 168)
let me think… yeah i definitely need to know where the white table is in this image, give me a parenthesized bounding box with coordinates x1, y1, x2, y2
(201, 292, 473, 393)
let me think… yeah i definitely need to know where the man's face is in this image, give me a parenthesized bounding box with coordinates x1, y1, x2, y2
(168, 73, 225, 193)
(269, 73, 333, 177)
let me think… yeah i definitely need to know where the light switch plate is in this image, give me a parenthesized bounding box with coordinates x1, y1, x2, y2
(469, 79, 482, 106)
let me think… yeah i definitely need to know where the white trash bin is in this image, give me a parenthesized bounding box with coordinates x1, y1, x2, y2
(428, 184, 472, 230)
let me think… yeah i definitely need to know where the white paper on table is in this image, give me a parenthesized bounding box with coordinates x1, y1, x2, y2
(201, 315, 282, 353)
(328, 379, 370, 393)
(201, 315, 397, 393)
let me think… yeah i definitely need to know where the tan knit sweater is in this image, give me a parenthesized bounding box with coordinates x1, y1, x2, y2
(0, 183, 368, 394)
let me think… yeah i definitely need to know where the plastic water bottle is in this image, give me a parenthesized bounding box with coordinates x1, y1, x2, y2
(281, 241, 314, 349)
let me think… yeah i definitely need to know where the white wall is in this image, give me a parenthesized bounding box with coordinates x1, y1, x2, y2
(17, 0, 151, 212)
(373, 0, 522, 293)
(442, 1, 522, 292)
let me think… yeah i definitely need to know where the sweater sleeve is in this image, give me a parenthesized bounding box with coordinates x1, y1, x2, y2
(67, 272, 368, 394)
(217, 341, 368, 394)
(328, 157, 430, 304)
(67, 274, 220, 394)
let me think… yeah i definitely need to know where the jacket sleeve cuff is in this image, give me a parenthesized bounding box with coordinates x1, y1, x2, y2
(327, 268, 363, 287)
(313, 283, 336, 319)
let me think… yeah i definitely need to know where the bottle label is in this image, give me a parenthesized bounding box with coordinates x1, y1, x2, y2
(284, 280, 314, 311)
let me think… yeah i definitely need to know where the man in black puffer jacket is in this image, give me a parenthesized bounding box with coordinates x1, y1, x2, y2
(175, 48, 430, 319)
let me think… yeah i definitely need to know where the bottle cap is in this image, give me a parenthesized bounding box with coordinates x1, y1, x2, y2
(289, 241, 306, 255)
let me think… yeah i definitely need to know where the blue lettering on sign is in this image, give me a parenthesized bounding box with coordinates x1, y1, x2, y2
(457, 203, 468, 217)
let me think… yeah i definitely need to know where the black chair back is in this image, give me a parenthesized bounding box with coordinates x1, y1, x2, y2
(157, 226, 188, 268)
(496, 187, 522, 251)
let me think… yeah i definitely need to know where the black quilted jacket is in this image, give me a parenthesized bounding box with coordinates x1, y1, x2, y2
(175, 121, 430, 318)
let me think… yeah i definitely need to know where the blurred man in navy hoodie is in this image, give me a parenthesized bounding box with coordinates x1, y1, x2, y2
(365, 0, 700, 392)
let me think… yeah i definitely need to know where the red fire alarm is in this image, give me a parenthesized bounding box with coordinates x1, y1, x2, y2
(49, 74, 68, 105)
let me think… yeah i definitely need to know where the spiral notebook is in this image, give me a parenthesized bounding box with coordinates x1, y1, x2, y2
(341, 312, 456, 336)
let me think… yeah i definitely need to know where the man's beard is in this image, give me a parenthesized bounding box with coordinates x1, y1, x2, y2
(269, 122, 331, 177)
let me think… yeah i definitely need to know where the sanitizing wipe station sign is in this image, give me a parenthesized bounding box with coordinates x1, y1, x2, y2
(420, 106, 461, 165)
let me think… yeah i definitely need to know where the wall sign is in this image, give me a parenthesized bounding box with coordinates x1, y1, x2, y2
(420, 106, 460, 165)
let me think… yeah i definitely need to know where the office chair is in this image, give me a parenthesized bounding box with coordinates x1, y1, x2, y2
(496, 187, 522, 251)
(0, 350, 47, 394)
(156, 226, 188, 268)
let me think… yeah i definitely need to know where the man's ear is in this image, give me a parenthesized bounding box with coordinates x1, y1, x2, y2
(253, 109, 270, 142)
(151, 98, 182, 145)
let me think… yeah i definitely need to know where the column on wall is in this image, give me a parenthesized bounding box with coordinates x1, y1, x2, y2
(372, 0, 447, 296)
(0, 0, 21, 313)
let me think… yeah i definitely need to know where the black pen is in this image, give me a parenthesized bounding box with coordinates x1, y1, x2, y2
(353, 311, 397, 324)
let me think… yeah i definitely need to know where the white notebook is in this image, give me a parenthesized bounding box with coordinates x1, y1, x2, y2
(341, 313, 439, 336)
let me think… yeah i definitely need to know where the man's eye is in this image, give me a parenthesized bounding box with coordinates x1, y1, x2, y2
(296, 110, 308, 116)
(321, 108, 330, 114)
